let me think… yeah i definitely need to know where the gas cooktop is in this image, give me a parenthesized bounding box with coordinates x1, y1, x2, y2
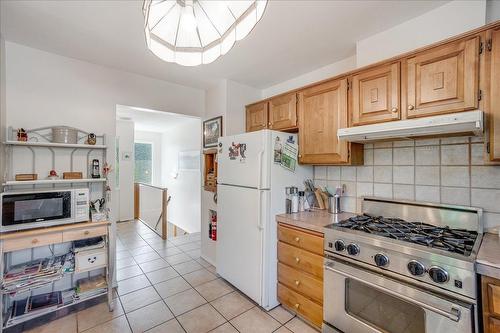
(336, 214, 478, 256)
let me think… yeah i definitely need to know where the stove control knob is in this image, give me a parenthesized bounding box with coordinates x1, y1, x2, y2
(407, 260, 425, 276)
(346, 243, 360, 256)
(374, 253, 389, 267)
(428, 266, 449, 284)
(334, 240, 345, 252)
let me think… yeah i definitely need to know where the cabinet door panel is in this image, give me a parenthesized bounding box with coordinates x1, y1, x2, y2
(352, 62, 400, 125)
(489, 28, 500, 161)
(298, 79, 349, 164)
(490, 317, 500, 333)
(269, 93, 297, 130)
(406, 36, 479, 118)
(246, 102, 268, 132)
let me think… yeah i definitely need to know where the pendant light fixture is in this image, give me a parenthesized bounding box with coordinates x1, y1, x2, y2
(143, 0, 268, 66)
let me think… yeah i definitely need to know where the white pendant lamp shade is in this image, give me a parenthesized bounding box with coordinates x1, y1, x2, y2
(143, 0, 268, 66)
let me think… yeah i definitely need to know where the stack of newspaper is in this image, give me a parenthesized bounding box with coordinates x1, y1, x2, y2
(7, 291, 63, 326)
(2, 253, 75, 295)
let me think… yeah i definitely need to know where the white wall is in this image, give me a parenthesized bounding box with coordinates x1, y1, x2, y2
(487, 0, 500, 23)
(135, 130, 162, 186)
(161, 118, 201, 234)
(226, 80, 262, 135)
(356, 0, 487, 67)
(0, 34, 6, 183)
(4, 41, 205, 225)
(116, 119, 135, 221)
(262, 55, 356, 99)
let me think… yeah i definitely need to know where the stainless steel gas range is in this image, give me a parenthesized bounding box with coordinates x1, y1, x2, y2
(322, 197, 483, 333)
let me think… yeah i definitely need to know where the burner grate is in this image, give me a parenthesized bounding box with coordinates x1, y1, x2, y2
(338, 214, 477, 256)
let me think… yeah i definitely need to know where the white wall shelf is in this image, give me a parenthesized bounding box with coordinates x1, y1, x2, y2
(3, 178, 107, 187)
(4, 140, 106, 150)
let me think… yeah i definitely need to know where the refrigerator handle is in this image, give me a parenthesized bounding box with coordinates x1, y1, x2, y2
(257, 189, 264, 230)
(257, 150, 264, 190)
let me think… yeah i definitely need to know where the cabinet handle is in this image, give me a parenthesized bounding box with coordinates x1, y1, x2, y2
(294, 237, 300, 242)
(295, 257, 300, 263)
(84, 230, 90, 235)
(295, 280, 300, 286)
(391, 107, 398, 113)
(294, 303, 300, 309)
(31, 238, 39, 244)
(298, 154, 302, 158)
(408, 104, 415, 110)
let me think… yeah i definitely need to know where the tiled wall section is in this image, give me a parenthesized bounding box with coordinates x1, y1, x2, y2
(313, 136, 500, 233)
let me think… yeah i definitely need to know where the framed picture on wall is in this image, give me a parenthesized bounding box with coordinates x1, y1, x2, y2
(203, 116, 223, 148)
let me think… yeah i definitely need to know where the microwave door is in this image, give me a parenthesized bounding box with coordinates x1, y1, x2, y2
(2, 191, 72, 229)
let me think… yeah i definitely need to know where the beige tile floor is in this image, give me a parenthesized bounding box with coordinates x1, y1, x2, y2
(15, 221, 319, 333)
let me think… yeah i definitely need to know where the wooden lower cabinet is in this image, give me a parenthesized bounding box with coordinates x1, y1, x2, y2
(277, 223, 324, 329)
(278, 283, 323, 327)
(482, 275, 500, 333)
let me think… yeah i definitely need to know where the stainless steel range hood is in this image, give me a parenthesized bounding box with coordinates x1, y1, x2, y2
(338, 110, 483, 143)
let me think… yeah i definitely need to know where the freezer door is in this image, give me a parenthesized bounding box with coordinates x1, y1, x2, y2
(218, 130, 271, 189)
(216, 184, 269, 306)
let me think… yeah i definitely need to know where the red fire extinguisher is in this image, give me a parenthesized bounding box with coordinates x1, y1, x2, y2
(211, 214, 217, 241)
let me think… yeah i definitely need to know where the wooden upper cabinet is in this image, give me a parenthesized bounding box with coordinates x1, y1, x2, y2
(246, 101, 268, 132)
(351, 62, 401, 126)
(269, 93, 297, 130)
(489, 27, 500, 161)
(298, 78, 354, 164)
(405, 36, 480, 118)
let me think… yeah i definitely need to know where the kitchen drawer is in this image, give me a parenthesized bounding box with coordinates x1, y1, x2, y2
(3, 232, 62, 252)
(75, 249, 107, 273)
(278, 224, 323, 255)
(489, 283, 500, 317)
(278, 241, 323, 279)
(278, 262, 323, 304)
(63, 226, 107, 242)
(278, 283, 322, 328)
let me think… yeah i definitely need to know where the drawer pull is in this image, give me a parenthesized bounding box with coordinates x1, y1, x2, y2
(88, 256, 97, 264)
(295, 280, 300, 286)
(31, 238, 39, 244)
(294, 237, 300, 242)
(84, 231, 90, 235)
(294, 303, 300, 309)
(295, 257, 300, 263)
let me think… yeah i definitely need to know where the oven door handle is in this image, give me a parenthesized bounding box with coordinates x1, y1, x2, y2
(324, 262, 462, 322)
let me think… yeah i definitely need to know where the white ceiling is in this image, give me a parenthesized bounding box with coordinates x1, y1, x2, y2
(116, 105, 200, 133)
(1, 0, 448, 90)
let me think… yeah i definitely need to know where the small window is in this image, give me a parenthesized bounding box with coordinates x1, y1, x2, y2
(135, 142, 153, 184)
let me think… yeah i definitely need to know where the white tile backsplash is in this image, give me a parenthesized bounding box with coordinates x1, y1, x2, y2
(374, 148, 392, 165)
(441, 166, 469, 187)
(312, 136, 500, 232)
(393, 147, 415, 165)
(374, 166, 392, 183)
(440, 144, 469, 165)
(393, 166, 414, 184)
(415, 146, 440, 165)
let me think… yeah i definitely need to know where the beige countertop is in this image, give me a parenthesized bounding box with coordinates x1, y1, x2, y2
(477, 232, 500, 279)
(276, 210, 356, 234)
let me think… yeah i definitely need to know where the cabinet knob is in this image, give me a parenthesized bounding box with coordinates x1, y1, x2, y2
(408, 104, 415, 110)
(391, 107, 398, 113)
(32, 238, 39, 244)
(295, 280, 300, 286)
(298, 154, 302, 158)
(294, 303, 300, 309)
(84, 230, 90, 235)
(294, 237, 300, 242)
(295, 257, 300, 263)
(268, 122, 271, 126)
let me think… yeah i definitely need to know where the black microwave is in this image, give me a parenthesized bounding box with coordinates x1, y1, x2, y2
(1, 189, 89, 232)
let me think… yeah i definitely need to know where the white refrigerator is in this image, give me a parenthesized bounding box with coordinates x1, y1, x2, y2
(216, 130, 313, 310)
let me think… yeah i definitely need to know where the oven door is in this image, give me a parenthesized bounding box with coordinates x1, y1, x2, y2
(324, 258, 474, 333)
(1, 191, 72, 230)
